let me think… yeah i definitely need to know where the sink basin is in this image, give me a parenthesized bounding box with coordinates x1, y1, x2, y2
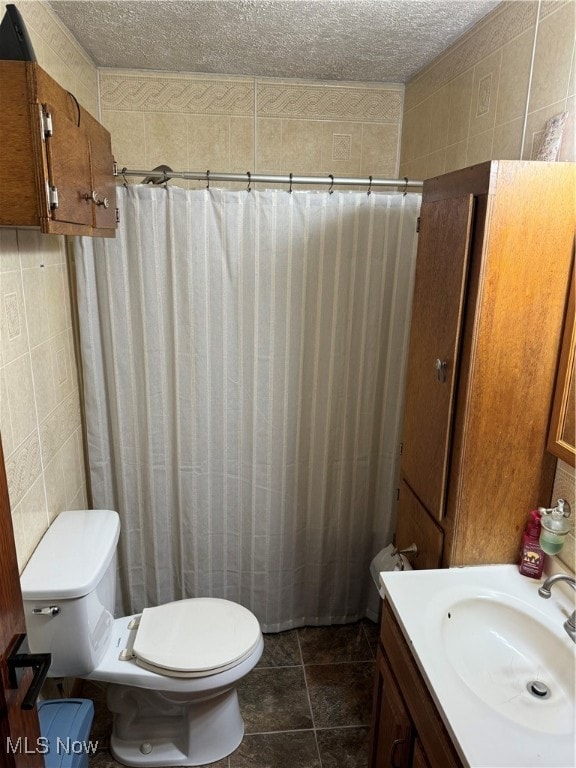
(441, 595, 574, 734)
(380, 565, 576, 767)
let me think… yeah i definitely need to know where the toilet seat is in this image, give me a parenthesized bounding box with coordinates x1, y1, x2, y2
(131, 598, 262, 678)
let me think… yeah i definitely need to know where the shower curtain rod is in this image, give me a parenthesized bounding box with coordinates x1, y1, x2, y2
(115, 166, 424, 191)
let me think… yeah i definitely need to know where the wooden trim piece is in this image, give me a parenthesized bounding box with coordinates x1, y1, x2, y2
(422, 161, 495, 203)
(0, 436, 44, 767)
(547, 254, 575, 467)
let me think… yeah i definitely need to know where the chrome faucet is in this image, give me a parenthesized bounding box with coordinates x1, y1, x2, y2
(538, 574, 576, 643)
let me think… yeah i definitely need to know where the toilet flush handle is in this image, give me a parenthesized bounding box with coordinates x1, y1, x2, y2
(32, 605, 60, 616)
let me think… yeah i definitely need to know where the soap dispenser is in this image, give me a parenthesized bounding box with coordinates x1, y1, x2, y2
(519, 510, 545, 579)
(538, 499, 572, 555)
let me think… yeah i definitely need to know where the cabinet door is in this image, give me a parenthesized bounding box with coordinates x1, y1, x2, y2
(85, 110, 117, 233)
(33, 65, 93, 229)
(396, 481, 443, 570)
(371, 648, 413, 768)
(412, 739, 431, 768)
(42, 100, 92, 227)
(401, 195, 474, 519)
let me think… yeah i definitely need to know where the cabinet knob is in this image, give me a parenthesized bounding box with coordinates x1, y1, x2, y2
(435, 358, 447, 383)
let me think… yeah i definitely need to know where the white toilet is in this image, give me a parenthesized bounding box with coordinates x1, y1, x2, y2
(20, 509, 264, 767)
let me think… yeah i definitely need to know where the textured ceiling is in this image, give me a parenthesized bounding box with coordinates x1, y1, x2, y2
(48, 0, 501, 83)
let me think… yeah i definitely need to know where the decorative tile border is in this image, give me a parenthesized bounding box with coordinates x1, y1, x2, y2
(405, 1, 537, 111)
(539, 0, 572, 20)
(20, 1, 97, 89)
(100, 72, 254, 115)
(100, 71, 403, 125)
(257, 83, 402, 122)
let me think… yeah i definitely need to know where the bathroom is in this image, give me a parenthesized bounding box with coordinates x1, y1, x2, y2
(0, 1, 574, 766)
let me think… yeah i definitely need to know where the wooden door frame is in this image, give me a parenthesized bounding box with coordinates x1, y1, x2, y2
(0, 433, 43, 767)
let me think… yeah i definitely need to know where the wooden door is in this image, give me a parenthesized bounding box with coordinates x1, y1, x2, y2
(0, 435, 44, 767)
(400, 195, 474, 520)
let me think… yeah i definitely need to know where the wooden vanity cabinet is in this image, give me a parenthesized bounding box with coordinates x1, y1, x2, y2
(371, 646, 413, 767)
(395, 161, 575, 568)
(369, 601, 463, 768)
(0, 60, 117, 237)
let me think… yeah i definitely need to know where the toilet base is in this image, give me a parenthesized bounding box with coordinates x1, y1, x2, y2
(108, 684, 244, 766)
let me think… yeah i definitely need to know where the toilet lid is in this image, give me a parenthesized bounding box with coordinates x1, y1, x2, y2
(132, 598, 261, 678)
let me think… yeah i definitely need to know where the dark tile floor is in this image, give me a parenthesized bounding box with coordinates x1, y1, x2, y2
(86, 619, 379, 768)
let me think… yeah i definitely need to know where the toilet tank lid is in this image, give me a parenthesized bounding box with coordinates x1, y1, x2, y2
(20, 510, 120, 600)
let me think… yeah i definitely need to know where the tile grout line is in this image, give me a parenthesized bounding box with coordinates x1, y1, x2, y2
(361, 619, 378, 661)
(296, 628, 323, 768)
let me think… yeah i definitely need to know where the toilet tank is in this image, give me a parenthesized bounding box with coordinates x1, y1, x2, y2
(20, 510, 120, 677)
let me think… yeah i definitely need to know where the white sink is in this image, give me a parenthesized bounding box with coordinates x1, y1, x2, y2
(380, 565, 576, 767)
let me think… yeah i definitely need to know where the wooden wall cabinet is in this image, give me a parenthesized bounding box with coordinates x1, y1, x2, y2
(369, 601, 462, 768)
(395, 161, 575, 568)
(0, 60, 117, 237)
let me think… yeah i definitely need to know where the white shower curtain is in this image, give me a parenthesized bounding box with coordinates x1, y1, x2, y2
(74, 185, 420, 630)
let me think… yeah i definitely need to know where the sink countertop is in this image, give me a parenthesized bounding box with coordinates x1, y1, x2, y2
(379, 564, 576, 768)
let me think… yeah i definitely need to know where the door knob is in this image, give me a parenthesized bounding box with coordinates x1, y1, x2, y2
(435, 358, 447, 383)
(7, 634, 51, 710)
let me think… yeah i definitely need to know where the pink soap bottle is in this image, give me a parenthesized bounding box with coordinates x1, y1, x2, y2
(518, 510, 545, 579)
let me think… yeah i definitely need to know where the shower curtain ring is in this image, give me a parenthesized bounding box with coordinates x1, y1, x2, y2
(328, 174, 334, 194)
(367, 176, 373, 196)
(402, 176, 408, 196)
(206, 170, 210, 190)
(288, 172, 293, 194)
(247, 171, 252, 193)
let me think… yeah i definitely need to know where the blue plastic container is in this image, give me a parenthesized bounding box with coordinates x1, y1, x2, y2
(37, 699, 95, 768)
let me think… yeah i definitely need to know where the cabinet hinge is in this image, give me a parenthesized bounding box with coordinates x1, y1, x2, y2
(115, 208, 120, 224)
(41, 106, 53, 138)
(49, 186, 59, 209)
(416, 216, 420, 233)
(400, 442, 403, 455)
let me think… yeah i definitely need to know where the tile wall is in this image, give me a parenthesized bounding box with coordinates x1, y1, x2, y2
(0, 0, 98, 569)
(99, 70, 403, 189)
(2, 0, 574, 573)
(400, 0, 575, 571)
(400, 1, 575, 177)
